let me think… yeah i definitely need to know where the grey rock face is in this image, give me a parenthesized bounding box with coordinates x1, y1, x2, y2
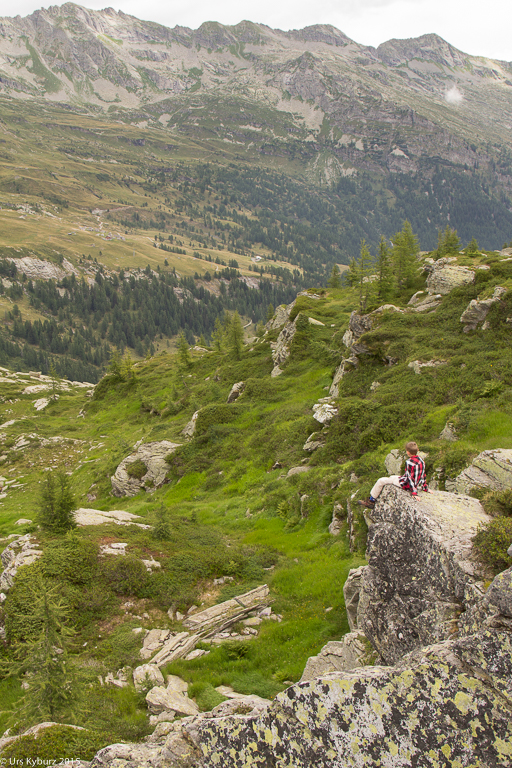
(453, 448, 512, 494)
(0, 534, 42, 591)
(342, 565, 366, 631)
(328, 503, 345, 536)
(439, 421, 458, 441)
(357, 486, 488, 664)
(426, 258, 475, 295)
(460, 286, 507, 331)
(111, 440, 180, 496)
(132, 664, 165, 692)
(181, 410, 199, 438)
(270, 316, 298, 373)
(384, 448, 404, 475)
(330, 312, 373, 396)
(300, 632, 369, 681)
(227, 381, 245, 403)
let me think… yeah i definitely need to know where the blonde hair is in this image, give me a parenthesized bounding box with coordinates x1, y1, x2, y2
(405, 441, 418, 455)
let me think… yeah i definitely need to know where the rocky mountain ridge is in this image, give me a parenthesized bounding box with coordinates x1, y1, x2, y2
(1, 4, 512, 186)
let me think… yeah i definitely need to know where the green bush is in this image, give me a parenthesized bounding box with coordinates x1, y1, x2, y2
(0, 725, 109, 764)
(473, 517, 512, 573)
(195, 403, 238, 434)
(480, 489, 512, 518)
(101, 555, 148, 596)
(126, 459, 148, 479)
(42, 534, 99, 585)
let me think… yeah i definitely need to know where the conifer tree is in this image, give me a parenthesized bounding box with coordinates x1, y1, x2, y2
(211, 316, 225, 352)
(376, 236, 394, 301)
(177, 331, 191, 368)
(350, 239, 375, 312)
(6, 577, 80, 727)
(38, 471, 76, 534)
(153, 505, 170, 541)
(392, 220, 419, 288)
(328, 264, 341, 289)
(228, 311, 244, 360)
(434, 225, 461, 259)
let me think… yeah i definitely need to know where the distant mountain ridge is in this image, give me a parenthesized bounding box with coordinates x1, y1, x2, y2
(1, 3, 512, 253)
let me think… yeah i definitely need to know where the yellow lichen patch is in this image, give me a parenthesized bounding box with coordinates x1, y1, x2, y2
(387, 741, 399, 756)
(453, 691, 473, 714)
(263, 727, 273, 744)
(441, 744, 451, 759)
(495, 736, 512, 757)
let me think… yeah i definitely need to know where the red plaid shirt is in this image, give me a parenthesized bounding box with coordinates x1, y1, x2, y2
(399, 455, 428, 495)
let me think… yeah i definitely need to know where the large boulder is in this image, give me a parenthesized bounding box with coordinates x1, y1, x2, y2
(111, 440, 180, 497)
(196, 624, 512, 768)
(356, 486, 489, 664)
(426, 257, 475, 295)
(451, 448, 512, 494)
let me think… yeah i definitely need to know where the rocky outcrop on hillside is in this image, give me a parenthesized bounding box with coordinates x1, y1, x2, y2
(330, 311, 373, 397)
(80, 485, 511, 767)
(111, 440, 180, 496)
(460, 286, 507, 331)
(352, 487, 489, 663)
(449, 448, 512, 494)
(0, 534, 42, 591)
(425, 257, 475, 295)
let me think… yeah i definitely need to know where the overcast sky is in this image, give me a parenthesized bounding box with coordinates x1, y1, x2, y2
(3, 0, 512, 63)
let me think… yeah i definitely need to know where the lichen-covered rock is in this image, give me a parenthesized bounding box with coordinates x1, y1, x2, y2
(312, 398, 337, 423)
(197, 628, 512, 767)
(266, 302, 294, 331)
(452, 448, 512, 494)
(426, 258, 475, 295)
(146, 686, 199, 716)
(111, 440, 180, 497)
(357, 486, 489, 664)
(328, 503, 345, 535)
(384, 448, 404, 474)
(439, 421, 458, 441)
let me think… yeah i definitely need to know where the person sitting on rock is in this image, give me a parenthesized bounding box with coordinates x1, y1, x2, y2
(358, 441, 430, 509)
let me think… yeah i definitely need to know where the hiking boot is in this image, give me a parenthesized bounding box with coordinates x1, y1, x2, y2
(358, 498, 375, 509)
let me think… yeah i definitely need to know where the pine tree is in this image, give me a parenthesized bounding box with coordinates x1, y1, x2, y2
(38, 471, 76, 534)
(376, 236, 394, 301)
(392, 220, 420, 288)
(48, 360, 60, 402)
(354, 239, 375, 312)
(211, 316, 224, 352)
(6, 577, 81, 727)
(434, 225, 461, 259)
(153, 505, 170, 541)
(327, 264, 341, 289)
(177, 331, 191, 368)
(228, 311, 244, 360)
(464, 236, 480, 256)
(266, 303, 274, 322)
